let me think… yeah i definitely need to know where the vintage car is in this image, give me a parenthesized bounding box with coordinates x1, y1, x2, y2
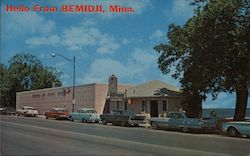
(149, 111, 216, 132)
(0, 107, 16, 115)
(222, 121, 250, 138)
(68, 108, 100, 123)
(17, 106, 39, 117)
(45, 108, 69, 120)
(100, 110, 150, 127)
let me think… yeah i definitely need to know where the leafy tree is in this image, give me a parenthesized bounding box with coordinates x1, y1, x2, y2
(1, 53, 62, 107)
(0, 64, 8, 107)
(155, 0, 249, 120)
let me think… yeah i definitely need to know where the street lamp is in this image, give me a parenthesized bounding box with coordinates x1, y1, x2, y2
(51, 53, 76, 112)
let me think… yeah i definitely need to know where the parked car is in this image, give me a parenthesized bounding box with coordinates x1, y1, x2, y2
(100, 110, 150, 127)
(0, 107, 4, 115)
(17, 106, 39, 117)
(0, 107, 16, 115)
(45, 108, 69, 120)
(69, 108, 100, 123)
(149, 111, 216, 132)
(222, 121, 250, 138)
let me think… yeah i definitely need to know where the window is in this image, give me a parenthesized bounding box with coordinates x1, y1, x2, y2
(124, 101, 128, 110)
(162, 100, 167, 111)
(86, 110, 97, 113)
(142, 100, 146, 112)
(117, 101, 120, 109)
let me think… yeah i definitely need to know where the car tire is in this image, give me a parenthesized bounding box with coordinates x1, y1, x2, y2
(181, 127, 189, 133)
(121, 121, 127, 127)
(151, 122, 158, 129)
(69, 116, 74, 122)
(102, 120, 107, 125)
(228, 127, 239, 137)
(82, 118, 87, 123)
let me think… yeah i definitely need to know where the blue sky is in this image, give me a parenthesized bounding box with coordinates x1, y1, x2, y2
(1, 0, 249, 108)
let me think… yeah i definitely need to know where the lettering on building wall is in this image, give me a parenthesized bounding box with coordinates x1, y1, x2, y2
(57, 91, 65, 96)
(31, 90, 69, 98)
(32, 94, 40, 98)
(47, 92, 55, 96)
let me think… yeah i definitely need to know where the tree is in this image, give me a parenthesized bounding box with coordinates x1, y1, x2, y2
(0, 64, 8, 107)
(1, 53, 62, 107)
(154, 0, 249, 120)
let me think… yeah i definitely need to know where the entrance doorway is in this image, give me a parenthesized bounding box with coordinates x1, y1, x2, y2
(150, 100, 158, 117)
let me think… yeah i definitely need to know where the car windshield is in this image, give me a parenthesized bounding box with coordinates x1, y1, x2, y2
(86, 110, 97, 113)
(55, 110, 67, 113)
(25, 107, 35, 110)
(6, 107, 16, 111)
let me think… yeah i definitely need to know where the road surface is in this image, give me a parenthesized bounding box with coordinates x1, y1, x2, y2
(1, 115, 250, 156)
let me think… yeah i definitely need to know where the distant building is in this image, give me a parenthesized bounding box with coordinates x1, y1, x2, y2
(107, 80, 183, 117)
(16, 75, 183, 116)
(16, 83, 131, 115)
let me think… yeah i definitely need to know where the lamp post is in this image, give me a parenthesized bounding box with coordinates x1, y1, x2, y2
(51, 53, 76, 112)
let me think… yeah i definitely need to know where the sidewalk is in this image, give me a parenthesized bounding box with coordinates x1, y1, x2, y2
(37, 115, 46, 119)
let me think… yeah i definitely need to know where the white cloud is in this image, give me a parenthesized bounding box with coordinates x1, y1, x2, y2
(81, 18, 97, 27)
(125, 0, 152, 14)
(165, 0, 194, 23)
(25, 35, 61, 47)
(79, 47, 158, 84)
(97, 36, 120, 54)
(150, 30, 165, 39)
(61, 25, 120, 53)
(78, 58, 127, 83)
(2, 11, 55, 38)
(122, 38, 130, 45)
(25, 23, 120, 53)
(127, 48, 157, 75)
(62, 26, 100, 51)
(61, 73, 71, 86)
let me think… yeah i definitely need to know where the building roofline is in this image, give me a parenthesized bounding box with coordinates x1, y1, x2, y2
(127, 95, 183, 99)
(16, 83, 100, 94)
(16, 82, 133, 94)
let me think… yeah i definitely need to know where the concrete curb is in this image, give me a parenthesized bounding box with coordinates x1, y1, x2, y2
(37, 115, 46, 118)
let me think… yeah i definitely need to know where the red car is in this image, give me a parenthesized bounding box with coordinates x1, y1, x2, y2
(45, 108, 69, 120)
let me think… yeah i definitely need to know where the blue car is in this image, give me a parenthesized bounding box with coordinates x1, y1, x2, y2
(69, 108, 100, 123)
(222, 121, 250, 138)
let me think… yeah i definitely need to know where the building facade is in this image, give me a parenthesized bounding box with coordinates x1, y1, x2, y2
(16, 83, 130, 115)
(107, 80, 183, 117)
(16, 75, 183, 117)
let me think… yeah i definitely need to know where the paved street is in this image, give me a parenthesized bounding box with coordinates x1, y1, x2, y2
(1, 115, 250, 156)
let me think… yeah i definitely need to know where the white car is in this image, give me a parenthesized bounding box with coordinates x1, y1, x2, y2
(17, 106, 39, 117)
(69, 108, 100, 123)
(222, 121, 250, 138)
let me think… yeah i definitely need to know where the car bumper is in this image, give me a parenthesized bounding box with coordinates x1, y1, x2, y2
(88, 118, 100, 122)
(25, 113, 38, 116)
(56, 115, 68, 119)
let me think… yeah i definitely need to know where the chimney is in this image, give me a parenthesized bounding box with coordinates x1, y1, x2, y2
(108, 74, 117, 95)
